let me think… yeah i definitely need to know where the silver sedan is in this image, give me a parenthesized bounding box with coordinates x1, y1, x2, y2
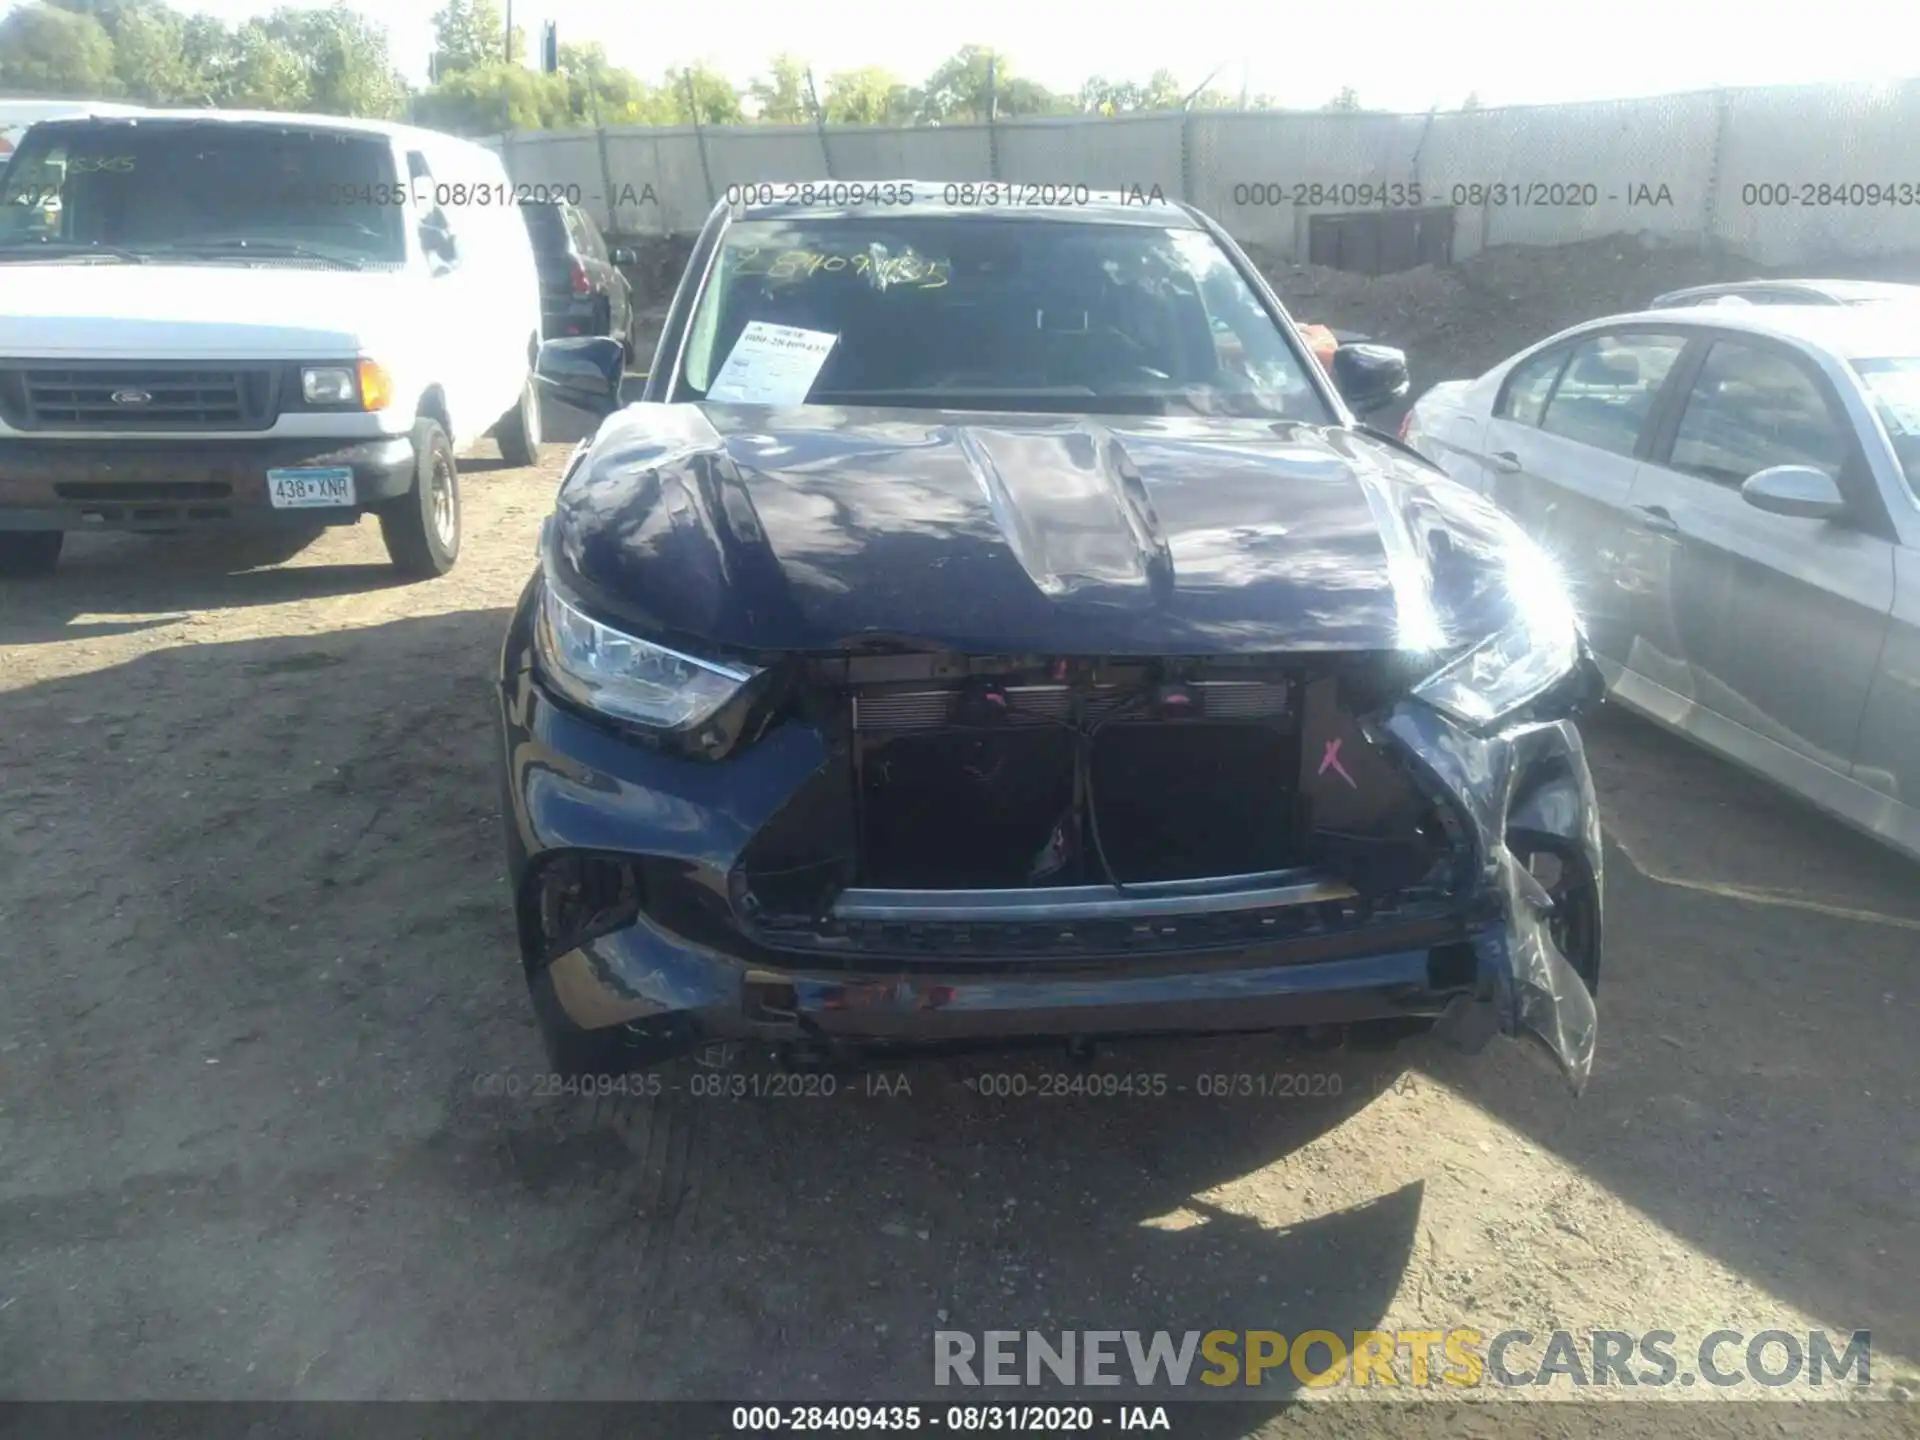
(1404, 304, 1920, 861)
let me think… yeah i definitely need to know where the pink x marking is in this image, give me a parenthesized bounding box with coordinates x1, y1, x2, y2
(1319, 738, 1358, 790)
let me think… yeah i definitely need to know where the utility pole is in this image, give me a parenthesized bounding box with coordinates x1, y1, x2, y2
(503, 0, 512, 64)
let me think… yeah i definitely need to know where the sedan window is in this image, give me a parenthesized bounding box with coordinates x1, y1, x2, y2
(1851, 357, 1920, 498)
(1495, 347, 1568, 425)
(1537, 332, 1688, 458)
(1670, 342, 1848, 486)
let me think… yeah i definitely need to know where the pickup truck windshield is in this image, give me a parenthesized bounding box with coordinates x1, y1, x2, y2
(0, 122, 405, 266)
(675, 217, 1328, 420)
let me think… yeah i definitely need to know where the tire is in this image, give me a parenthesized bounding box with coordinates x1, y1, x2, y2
(0, 531, 63, 576)
(379, 421, 460, 578)
(494, 375, 543, 468)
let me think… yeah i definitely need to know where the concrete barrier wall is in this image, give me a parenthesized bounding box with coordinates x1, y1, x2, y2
(476, 77, 1920, 265)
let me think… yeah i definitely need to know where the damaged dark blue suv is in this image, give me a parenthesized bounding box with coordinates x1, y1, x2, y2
(497, 186, 1605, 1092)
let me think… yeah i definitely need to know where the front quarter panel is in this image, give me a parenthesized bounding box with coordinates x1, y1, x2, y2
(1378, 702, 1602, 1092)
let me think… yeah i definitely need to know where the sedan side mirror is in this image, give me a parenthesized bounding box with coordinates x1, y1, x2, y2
(609, 246, 637, 266)
(1740, 464, 1846, 520)
(535, 336, 627, 419)
(1330, 343, 1411, 415)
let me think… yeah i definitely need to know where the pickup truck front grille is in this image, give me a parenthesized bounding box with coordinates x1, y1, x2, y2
(1, 364, 277, 432)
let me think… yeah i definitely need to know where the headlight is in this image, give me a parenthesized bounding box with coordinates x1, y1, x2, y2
(1411, 530, 1580, 728)
(300, 360, 392, 411)
(534, 582, 759, 732)
(301, 366, 356, 405)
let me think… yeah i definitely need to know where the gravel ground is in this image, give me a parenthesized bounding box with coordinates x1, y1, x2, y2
(1, 425, 1916, 1428)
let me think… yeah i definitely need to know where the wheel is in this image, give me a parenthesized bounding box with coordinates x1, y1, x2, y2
(0, 531, 63, 576)
(379, 421, 460, 578)
(494, 375, 543, 467)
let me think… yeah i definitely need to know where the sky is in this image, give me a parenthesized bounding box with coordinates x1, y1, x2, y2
(34, 0, 1920, 109)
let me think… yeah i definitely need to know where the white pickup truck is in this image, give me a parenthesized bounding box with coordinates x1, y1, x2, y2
(0, 109, 545, 578)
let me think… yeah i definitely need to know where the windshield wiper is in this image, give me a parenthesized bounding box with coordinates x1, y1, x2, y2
(0, 241, 153, 263)
(162, 238, 366, 269)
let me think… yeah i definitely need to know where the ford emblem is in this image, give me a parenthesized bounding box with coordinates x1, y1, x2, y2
(111, 388, 153, 406)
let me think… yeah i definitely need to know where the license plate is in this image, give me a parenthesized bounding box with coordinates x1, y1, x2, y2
(266, 467, 356, 509)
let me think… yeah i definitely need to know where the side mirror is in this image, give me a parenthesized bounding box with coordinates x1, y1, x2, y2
(609, 246, 637, 266)
(535, 336, 626, 419)
(1740, 464, 1846, 520)
(1331, 343, 1410, 415)
(419, 217, 459, 270)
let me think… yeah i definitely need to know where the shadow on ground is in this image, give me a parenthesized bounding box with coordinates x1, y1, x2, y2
(1, 586, 1914, 1406)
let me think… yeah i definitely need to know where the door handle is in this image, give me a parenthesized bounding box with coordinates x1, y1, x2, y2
(1633, 503, 1680, 535)
(1490, 450, 1523, 474)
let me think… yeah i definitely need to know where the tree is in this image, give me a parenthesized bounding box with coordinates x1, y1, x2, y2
(413, 61, 570, 133)
(1461, 91, 1483, 110)
(1078, 69, 1183, 115)
(0, 4, 122, 98)
(912, 44, 1058, 122)
(749, 52, 811, 123)
(666, 62, 744, 124)
(556, 41, 670, 125)
(112, 5, 208, 103)
(264, 5, 408, 118)
(821, 67, 910, 124)
(218, 19, 309, 109)
(430, 0, 505, 78)
(1322, 86, 1363, 112)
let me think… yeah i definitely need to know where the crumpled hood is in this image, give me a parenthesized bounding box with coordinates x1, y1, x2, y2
(549, 402, 1543, 657)
(0, 262, 416, 358)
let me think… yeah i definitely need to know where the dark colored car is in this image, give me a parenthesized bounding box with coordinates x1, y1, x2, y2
(1650, 278, 1920, 309)
(500, 185, 1606, 1094)
(518, 199, 639, 358)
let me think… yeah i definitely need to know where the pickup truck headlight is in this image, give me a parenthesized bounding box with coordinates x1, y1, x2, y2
(1411, 532, 1581, 729)
(534, 582, 760, 732)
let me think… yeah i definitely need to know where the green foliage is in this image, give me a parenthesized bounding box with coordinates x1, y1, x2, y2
(820, 67, 912, 125)
(667, 63, 745, 125)
(1077, 69, 1184, 115)
(262, 6, 407, 116)
(412, 61, 571, 132)
(749, 53, 811, 124)
(0, 0, 406, 115)
(1323, 86, 1363, 112)
(0, 5, 122, 97)
(912, 44, 1061, 122)
(0, 15, 1360, 135)
(429, 0, 507, 78)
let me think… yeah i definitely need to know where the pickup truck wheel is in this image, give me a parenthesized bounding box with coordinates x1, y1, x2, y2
(494, 377, 543, 467)
(0, 531, 63, 576)
(379, 422, 460, 578)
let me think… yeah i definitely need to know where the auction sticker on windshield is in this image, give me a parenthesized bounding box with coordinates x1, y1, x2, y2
(706, 322, 838, 404)
(267, 466, 356, 509)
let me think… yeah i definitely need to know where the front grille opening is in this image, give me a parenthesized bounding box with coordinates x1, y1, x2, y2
(1427, 940, 1479, 991)
(859, 728, 1078, 889)
(533, 852, 643, 960)
(1089, 723, 1302, 883)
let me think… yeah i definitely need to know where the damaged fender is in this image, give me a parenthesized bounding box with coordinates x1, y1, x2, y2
(1375, 701, 1601, 1093)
